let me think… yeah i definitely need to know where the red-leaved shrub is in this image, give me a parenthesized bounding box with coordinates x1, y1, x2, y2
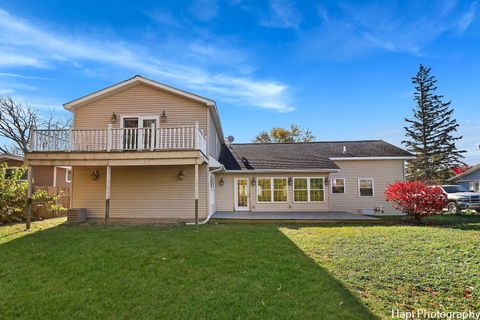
(384, 181, 448, 220)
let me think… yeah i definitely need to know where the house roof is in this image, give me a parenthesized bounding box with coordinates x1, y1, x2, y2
(0, 154, 24, 162)
(448, 163, 480, 181)
(219, 140, 413, 171)
(63, 75, 224, 144)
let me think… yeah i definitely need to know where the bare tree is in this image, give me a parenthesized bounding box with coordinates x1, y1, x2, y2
(0, 97, 71, 155)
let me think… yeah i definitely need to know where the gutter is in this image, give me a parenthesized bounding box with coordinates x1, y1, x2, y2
(186, 165, 224, 226)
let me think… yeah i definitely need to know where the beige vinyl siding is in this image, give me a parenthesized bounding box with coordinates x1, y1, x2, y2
(216, 174, 234, 211)
(71, 166, 106, 217)
(330, 160, 405, 213)
(72, 165, 208, 220)
(73, 83, 208, 134)
(207, 109, 221, 159)
(215, 173, 330, 212)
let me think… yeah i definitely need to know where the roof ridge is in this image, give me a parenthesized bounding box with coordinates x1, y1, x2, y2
(230, 140, 384, 146)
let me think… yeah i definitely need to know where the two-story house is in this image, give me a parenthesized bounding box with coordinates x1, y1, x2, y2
(25, 75, 413, 224)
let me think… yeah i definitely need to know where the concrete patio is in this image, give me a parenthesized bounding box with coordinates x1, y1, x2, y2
(211, 211, 379, 222)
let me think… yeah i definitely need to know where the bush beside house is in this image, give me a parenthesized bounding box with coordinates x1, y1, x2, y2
(385, 181, 448, 220)
(0, 164, 66, 224)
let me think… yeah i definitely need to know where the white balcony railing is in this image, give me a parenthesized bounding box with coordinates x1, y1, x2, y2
(30, 123, 207, 155)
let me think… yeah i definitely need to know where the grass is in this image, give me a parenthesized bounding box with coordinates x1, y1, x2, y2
(0, 215, 479, 319)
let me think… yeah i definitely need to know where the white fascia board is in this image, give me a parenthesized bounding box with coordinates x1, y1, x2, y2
(330, 156, 415, 161)
(223, 169, 341, 173)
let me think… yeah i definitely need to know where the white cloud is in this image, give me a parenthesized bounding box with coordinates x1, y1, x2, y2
(0, 73, 49, 80)
(0, 51, 45, 67)
(260, 0, 302, 29)
(302, 1, 478, 59)
(0, 8, 293, 112)
(147, 9, 184, 28)
(190, 0, 219, 21)
(457, 1, 478, 31)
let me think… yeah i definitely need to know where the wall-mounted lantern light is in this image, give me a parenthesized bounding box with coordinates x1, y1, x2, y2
(111, 113, 117, 124)
(288, 177, 293, 185)
(160, 110, 167, 122)
(178, 170, 185, 180)
(251, 177, 256, 186)
(91, 170, 100, 181)
(219, 177, 224, 186)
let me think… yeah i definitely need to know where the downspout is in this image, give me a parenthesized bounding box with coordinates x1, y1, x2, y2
(187, 165, 224, 225)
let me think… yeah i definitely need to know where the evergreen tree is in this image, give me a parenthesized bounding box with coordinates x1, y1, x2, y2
(403, 65, 466, 183)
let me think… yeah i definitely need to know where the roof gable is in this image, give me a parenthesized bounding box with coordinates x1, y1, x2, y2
(63, 75, 225, 144)
(64, 75, 215, 110)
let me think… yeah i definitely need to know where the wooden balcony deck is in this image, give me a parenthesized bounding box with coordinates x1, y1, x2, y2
(29, 122, 207, 156)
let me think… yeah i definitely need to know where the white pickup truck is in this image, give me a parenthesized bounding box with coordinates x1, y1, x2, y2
(440, 185, 480, 213)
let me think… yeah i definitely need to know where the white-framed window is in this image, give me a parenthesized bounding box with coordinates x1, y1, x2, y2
(293, 178, 308, 202)
(257, 177, 288, 203)
(331, 178, 345, 194)
(66, 169, 72, 183)
(293, 177, 325, 202)
(358, 178, 374, 197)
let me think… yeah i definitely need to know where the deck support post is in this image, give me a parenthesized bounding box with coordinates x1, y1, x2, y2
(194, 163, 199, 228)
(105, 165, 111, 223)
(53, 166, 57, 187)
(26, 166, 33, 231)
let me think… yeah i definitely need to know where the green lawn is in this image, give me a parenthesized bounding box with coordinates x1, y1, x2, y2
(0, 216, 479, 319)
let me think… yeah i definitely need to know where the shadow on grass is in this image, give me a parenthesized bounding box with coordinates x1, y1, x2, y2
(0, 222, 378, 320)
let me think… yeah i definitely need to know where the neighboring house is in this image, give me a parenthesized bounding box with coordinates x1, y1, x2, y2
(25, 75, 413, 222)
(0, 154, 24, 167)
(1, 154, 71, 188)
(448, 163, 480, 192)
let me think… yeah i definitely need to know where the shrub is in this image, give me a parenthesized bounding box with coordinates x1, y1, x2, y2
(385, 180, 448, 220)
(0, 164, 67, 224)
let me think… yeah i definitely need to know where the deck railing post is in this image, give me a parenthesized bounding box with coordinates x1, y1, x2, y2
(195, 122, 199, 150)
(107, 124, 112, 152)
(69, 128, 74, 151)
(150, 123, 155, 151)
(29, 125, 36, 151)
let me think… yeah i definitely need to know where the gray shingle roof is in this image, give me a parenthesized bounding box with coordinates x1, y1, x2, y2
(219, 140, 412, 171)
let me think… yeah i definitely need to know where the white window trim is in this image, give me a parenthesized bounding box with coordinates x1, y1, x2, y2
(293, 177, 325, 203)
(331, 177, 346, 194)
(234, 177, 250, 211)
(358, 178, 375, 197)
(256, 177, 288, 203)
(120, 114, 160, 128)
(65, 169, 72, 183)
